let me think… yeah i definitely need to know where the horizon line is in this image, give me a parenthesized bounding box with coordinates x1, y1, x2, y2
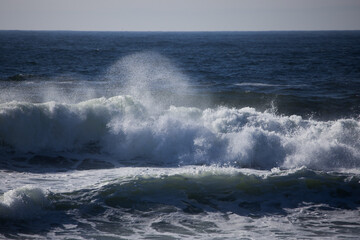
(1, 29, 360, 32)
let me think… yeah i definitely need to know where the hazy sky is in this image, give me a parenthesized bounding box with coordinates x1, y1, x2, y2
(1, 0, 360, 31)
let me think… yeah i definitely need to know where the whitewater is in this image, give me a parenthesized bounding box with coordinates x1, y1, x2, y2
(1, 95, 359, 170)
(1, 31, 360, 239)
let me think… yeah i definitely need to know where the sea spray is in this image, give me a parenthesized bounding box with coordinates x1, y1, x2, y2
(1, 31, 360, 239)
(0, 97, 359, 170)
(106, 52, 192, 111)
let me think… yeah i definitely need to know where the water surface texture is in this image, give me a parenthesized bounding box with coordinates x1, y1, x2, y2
(0, 31, 360, 239)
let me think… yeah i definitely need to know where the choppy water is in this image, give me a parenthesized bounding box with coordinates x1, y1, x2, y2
(0, 31, 360, 239)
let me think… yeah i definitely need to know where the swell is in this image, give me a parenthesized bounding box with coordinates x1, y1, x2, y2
(1, 167, 359, 220)
(0, 95, 359, 171)
(73, 168, 360, 214)
(1, 167, 359, 239)
(209, 89, 360, 120)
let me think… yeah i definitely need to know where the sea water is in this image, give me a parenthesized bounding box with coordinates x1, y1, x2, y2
(0, 31, 359, 239)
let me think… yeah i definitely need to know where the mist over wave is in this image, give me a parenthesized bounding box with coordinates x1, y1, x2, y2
(1, 95, 359, 170)
(106, 52, 191, 110)
(0, 52, 359, 171)
(1, 32, 360, 239)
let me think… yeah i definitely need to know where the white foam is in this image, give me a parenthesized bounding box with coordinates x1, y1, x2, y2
(0, 53, 359, 171)
(0, 96, 359, 170)
(0, 186, 48, 220)
(0, 95, 145, 152)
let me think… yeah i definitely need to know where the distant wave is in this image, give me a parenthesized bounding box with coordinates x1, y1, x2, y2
(1, 74, 35, 81)
(0, 95, 359, 171)
(235, 82, 307, 88)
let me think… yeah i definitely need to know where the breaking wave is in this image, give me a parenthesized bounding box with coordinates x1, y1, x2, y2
(0, 95, 359, 170)
(1, 167, 359, 238)
(0, 186, 48, 220)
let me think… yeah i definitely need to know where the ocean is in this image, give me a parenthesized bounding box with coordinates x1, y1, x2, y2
(0, 31, 359, 239)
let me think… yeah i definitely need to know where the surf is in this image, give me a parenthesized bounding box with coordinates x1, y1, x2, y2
(0, 95, 359, 171)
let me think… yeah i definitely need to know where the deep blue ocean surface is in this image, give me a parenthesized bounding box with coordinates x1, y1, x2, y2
(1, 31, 360, 118)
(0, 31, 360, 239)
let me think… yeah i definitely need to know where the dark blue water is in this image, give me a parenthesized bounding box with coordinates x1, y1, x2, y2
(1, 31, 360, 239)
(1, 31, 360, 119)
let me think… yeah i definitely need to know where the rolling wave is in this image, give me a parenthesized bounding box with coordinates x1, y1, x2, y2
(1, 167, 359, 239)
(0, 95, 359, 170)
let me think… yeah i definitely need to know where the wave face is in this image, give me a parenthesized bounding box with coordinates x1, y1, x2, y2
(1, 95, 359, 170)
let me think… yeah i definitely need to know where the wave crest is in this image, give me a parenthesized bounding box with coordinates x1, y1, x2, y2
(0, 186, 48, 220)
(0, 95, 359, 170)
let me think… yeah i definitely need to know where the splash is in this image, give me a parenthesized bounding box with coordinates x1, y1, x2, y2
(106, 52, 191, 111)
(0, 97, 359, 170)
(0, 53, 359, 171)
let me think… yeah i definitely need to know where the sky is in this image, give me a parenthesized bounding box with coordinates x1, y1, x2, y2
(0, 0, 360, 31)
